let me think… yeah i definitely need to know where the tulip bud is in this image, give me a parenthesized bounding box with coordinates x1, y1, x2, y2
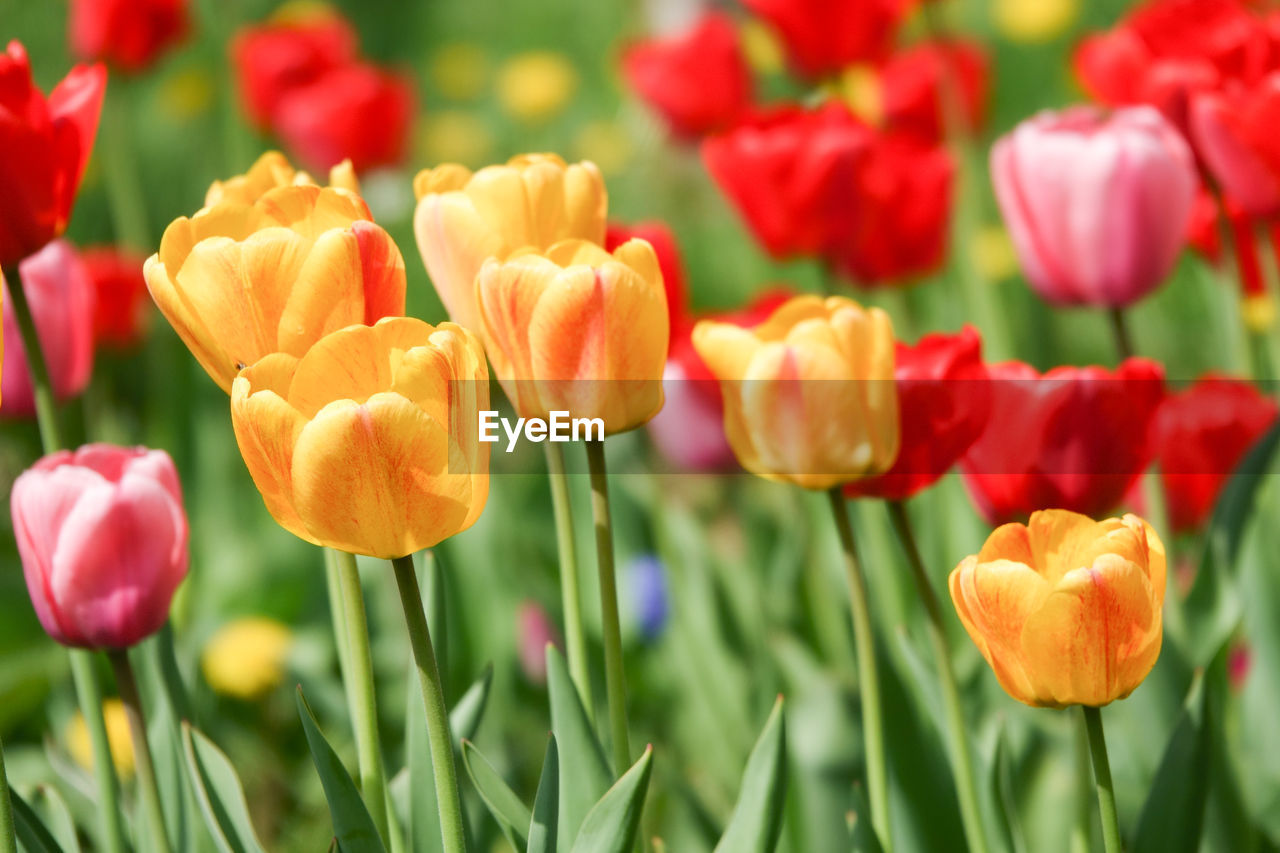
(2, 240, 95, 417)
(740, 0, 903, 80)
(11, 444, 189, 650)
(202, 617, 294, 700)
(692, 295, 899, 490)
(231, 317, 490, 559)
(82, 246, 150, 350)
(476, 238, 669, 435)
(950, 510, 1165, 707)
(69, 0, 188, 73)
(991, 106, 1196, 308)
(204, 150, 360, 208)
(412, 153, 607, 333)
(1192, 76, 1280, 219)
(516, 602, 560, 685)
(145, 184, 406, 392)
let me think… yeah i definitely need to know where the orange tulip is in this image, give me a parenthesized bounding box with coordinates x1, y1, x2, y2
(691, 295, 898, 490)
(145, 184, 405, 392)
(949, 509, 1165, 708)
(204, 150, 359, 207)
(230, 317, 489, 559)
(413, 153, 606, 332)
(475, 238, 668, 434)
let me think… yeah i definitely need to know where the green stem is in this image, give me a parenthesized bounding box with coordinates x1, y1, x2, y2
(5, 265, 61, 449)
(334, 551, 392, 847)
(391, 555, 466, 853)
(107, 650, 171, 853)
(886, 501, 988, 853)
(585, 439, 632, 776)
(1070, 713, 1092, 853)
(827, 489, 891, 851)
(545, 444, 593, 720)
(1082, 706, 1122, 853)
(99, 81, 151, 251)
(0, 737, 14, 853)
(1107, 308, 1135, 362)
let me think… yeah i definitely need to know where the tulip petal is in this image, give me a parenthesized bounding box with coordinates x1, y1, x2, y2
(415, 193, 504, 332)
(287, 318, 432, 417)
(950, 556, 1050, 706)
(232, 357, 309, 540)
(276, 228, 369, 356)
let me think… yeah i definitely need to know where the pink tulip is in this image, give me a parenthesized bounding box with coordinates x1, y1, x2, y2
(11, 444, 188, 649)
(646, 357, 736, 472)
(516, 601, 560, 685)
(2, 239, 95, 417)
(991, 105, 1196, 308)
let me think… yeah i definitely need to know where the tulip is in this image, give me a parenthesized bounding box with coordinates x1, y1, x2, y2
(2, 241, 95, 417)
(605, 220, 689, 348)
(740, 0, 903, 80)
(67, 699, 135, 779)
(621, 12, 753, 139)
(82, 246, 150, 350)
(273, 62, 415, 172)
(495, 52, 578, 123)
(230, 317, 490, 559)
(846, 326, 990, 501)
(950, 509, 1165, 707)
(991, 106, 1196, 307)
(231, 6, 357, 130)
(1191, 76, 1280, 219)
(960, 359, 1166, 524)
(516, 601, 560, 685)
(69, 0, 188, 72)
(204, 150, 359, 208)
(0, 41, 105, 267)
(202, 617, 294, 699)
(413, 153, 607, 334)
(145, 184, 406, 392)
(879, 40, 989, 142)
(692, 294, 898, 490)
(1151, 375, 1278, 533)
(476, 239, 668, 434)
(11, 444, 188, 649)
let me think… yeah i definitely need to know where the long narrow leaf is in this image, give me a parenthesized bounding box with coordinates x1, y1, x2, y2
(547, 645, 611, 847)
(714, 696, 787, 853)
(181, 723, 267, 853)
(569, 746, 654, 853)
(460, 740, 531, 848)
(296, 688, 387, 853)
(528, 735, 559, 853)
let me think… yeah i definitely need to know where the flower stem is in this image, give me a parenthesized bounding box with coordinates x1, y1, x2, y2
(827, 489, 891, 851)
(390, 555, 466, 853)
(107, 650, 171, 853)
(886, 501, 988, 853)
(585, 439, 632, 776)
(4, 264, 61, 449)
(1107, 308, 1135, 362)
(1082, 705, 1122, 853)
(545, 443, 593, 720)
(99, 80, 151, 251)
(333, 550, 392, 846)
(0, 736, 15, 853)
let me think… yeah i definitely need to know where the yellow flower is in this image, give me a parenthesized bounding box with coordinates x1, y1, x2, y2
(740, 18, 785, 75)
(973, 224, 1019, 282)
(204, 151, 359, 208)
(231, 317, 490, 558)
(202, 617, 294, 700)
(692, 295, 899, 490)
(993, 0, 1079, 44)
(495, 51, 578, 122)
(1243, 292, 1276, 333)
(419, 111, 495, 168)
(145, 184, 405, 392)
(66, 699, 134, 780)
(412, 153, 606, 333)
(430, 43, 490, 102)
(950, 510, 1165, 708)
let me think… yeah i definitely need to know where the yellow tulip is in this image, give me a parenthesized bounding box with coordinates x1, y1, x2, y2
(66, 699, 134, 780)
(495, 51, 578, 123)
(145, 184, 406, 392)
(202, 617, 294, 700)
(204, 150, 359, 208)
(692, 295, 898, 490)
(949, 510, 1166, 708)
(412, 153, 606, 333)
(475, 238, 668, 435)
(231, 317, 490, 559)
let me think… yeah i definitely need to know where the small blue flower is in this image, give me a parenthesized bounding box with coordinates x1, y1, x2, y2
(626, 554, 669, 642)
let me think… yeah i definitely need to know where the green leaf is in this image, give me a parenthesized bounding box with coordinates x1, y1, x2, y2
(714, 696, 787, 853)
(528, 735, 559, 853)
(181, 722, 267, 853)
(296, 688, 387, 853)
(850, 785, 885, 853)
(568, 746, 654, 853)
(449, 664, 493, 745)
(546, 644, 612, 847)
(10, 786, 63, 853)
(1132, 673, 1210, 853)
(460, 740, 531, 848)
(25, 784, 80, 853)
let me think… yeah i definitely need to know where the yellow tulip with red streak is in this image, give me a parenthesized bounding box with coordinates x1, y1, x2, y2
(204, 150, 359, 207)
(950, 509, 1166, 708)
(692, 295, 899, 490)
(230, 317, 489, 559)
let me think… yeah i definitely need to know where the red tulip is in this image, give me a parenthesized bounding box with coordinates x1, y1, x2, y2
(272, 62, 414, 172)
(69, 0, 188, 73)
(2, 241, 95, 417)
(960, 359, 1166, 524)
(0, 42, 105, 268)
(11, 444, 188, 649)
(606, 221, 689, 346)
(1192, 75, 1280, 218)
(741, 0, 904, 80)
(82, 246, 150, 349)
(231, 9, 357, 130)
(1152, 375, 1278, 533)
(880, 39, 989, 142)
(622, 12, 753, 139)
(846, 326, 990, 501)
